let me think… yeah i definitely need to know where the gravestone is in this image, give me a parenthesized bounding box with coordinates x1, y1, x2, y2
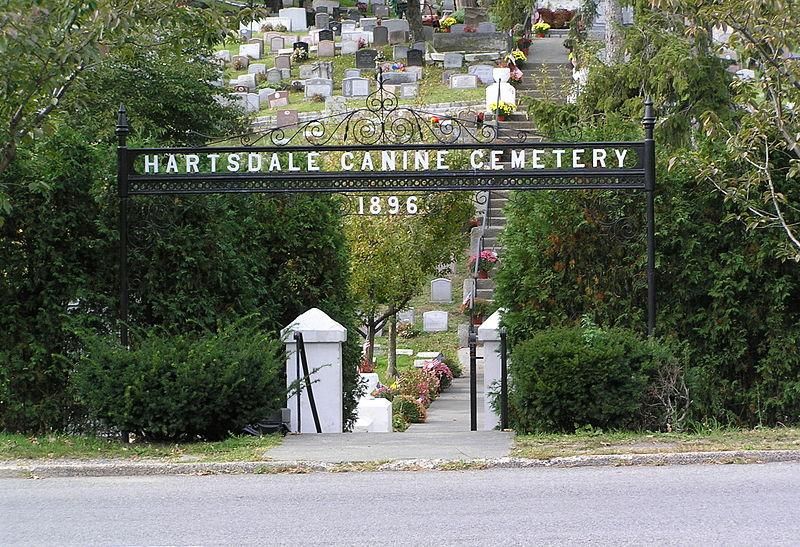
(356, 48, 378, 69)
(422, 26, 434, 42)
(318, 29, 334, 42)
(315, 12, 329, 29)
(231, 55, 250, 69)
(405, 66, 423, 80)
(411, 41, 426, 52)
(237, 73, 258, 91)
(341, 40, 359, 55)
(393, 45, 408, 59)
(300, 61, 333, 80)
(359, 18, 377, 31)
(343, 76, 370, 97)
(280, 67, 291, 80)
(279, 7, 308, 31)
(270, 90, 290, 108)
(318, 39, 336, 57)
(430, 278, 453, 303)
(422, 311, 449, 333)
(342, 21, 357, 33)
(271, 36, 286, 52)
(441, 70, 456, 84)
(469, 64, 495, 84)
(329, 21, 342, 36)
(346, 8, 361, 21)
(486, 82, 516, 111)
(266, 68, 283, 84)
(213, 50, 231, 63)
(450, 74, 478, 89)
(239, 43, 261, 60)
(443, 52, 464, 69)
(277, 109, 299, 128)
(344, 68, 361, 79)
(315, 6, 328, 13)
(382, 19, 409, 34)
(258, 87, 276, 103)
(477, 22, 496, 33)
(248, 63, 266, 75)
(398, 308, 415, 324)
(373, 5, 389, 17)
(373, 25, 389, 46)
(407, 49, 424, 67)
(381, 71, 416, 84)
(293, 41, 310, 55)
(313, 0, 339, 10)
(241, 93, 261, 113)
(400, 83, 418, 98)
(382, 83, 402, 95)
(450, 24, 465, 34)
(275, 55, 292, 70)
(305, 77, 334, 98)
(389, 30, 406, 45)
(325, 95, 348, 114)
(442, 0, 455, 10)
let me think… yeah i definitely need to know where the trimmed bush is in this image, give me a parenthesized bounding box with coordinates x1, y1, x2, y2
(397, 368, 439, 407)
(72, 320, 283, 441)
(509, 325, 675, 432)
(392, 395, 426, 424)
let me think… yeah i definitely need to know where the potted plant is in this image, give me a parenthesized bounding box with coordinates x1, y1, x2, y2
(468, 249, 499, 278)
(462, 298, 492, 325)
(510, 48, 527, 68)
(487, 101, 515, 121)
(533, 22, 551, 38)
(509, 66, 523, 86)
(439, 16, 457, 32)
(516, 36, 532, 55)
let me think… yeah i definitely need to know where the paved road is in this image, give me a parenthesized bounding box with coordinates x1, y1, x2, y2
(3, 463, 799, 545)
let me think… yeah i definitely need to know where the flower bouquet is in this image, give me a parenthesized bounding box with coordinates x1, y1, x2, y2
(533, 21, 551, 37)
(487, 101, 515, 121)
(468, 249, 499, 277)
(439, 16, 457, 32)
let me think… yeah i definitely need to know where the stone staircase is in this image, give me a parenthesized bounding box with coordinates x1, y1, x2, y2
(472, 38, 572, 304)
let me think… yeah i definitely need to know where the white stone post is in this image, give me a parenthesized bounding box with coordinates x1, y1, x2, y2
(477, 309, 505, 431)
(281, 308, 346, 433)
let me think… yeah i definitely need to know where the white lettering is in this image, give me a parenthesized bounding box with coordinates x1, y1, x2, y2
(470, 150, 484, 169)
(361, 152, 374, 171)
(592, 149, 607, 168)
(511, 150, 525, 169)
(414, 151, 429, 171)
(307, 151, 320, 171)
(144, 155, 159, 174)
(531, 149, 544, 168)
(269, 154, 281, 171)
(248, 152, 262, 172)
(490, 150, 503, 170)
(185, 154, 200, 173)
(227, 154, 240, 172)
(288, 152, 300, 172)
(436, 150, 449, 170)
(381, 151, 396, 171)
(614, 149, 628, 167)
(402, 151, 409, 170)
(341, 152, 354, 170)
(552, 149, 565, 168)
(572, 148, 585, 168)
(166, 154, 178, 173)
(208, 154, 220, 172)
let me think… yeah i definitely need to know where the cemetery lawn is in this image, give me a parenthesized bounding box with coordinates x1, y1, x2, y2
(217, 42, 485, 117)
(513, 428, 800, 459)
(0, 433, 281, 462)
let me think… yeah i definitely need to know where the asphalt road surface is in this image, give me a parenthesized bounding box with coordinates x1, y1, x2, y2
(3, 463, 800, 545)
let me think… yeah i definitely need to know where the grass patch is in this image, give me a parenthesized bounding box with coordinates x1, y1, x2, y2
(0, 433, 281, 462)
(513, 428, 800, 459)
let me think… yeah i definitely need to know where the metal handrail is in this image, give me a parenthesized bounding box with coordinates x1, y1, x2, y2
(470, 191, 492, 329)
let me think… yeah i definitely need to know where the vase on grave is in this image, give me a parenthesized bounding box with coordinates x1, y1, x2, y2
(471, 313, 484, 326)
(478, 269, 489, 279)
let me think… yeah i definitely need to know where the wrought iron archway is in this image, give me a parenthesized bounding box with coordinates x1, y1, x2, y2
(116, 75, 657, 430)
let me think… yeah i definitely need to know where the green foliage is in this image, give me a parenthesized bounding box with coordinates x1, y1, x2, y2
(397, 368, 439, 407)
(72, 320, 284, 441)
(508, 325, 679, 432)
(440, 349, 463, 378)
(489, 0, 526, 31)
(392, 395, 426, 424)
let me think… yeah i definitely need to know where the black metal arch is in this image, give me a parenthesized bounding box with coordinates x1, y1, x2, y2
(116, 75, 657, 349)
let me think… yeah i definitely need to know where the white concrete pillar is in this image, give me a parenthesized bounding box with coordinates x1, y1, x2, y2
(477, 309, 505, 431)
(281, 308, 346, 433)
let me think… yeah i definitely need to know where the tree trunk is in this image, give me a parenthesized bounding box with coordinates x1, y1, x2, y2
(364, 318, 376, 367)
(387, 314, 398, 378)
(405, 0, 425, 43)
(603, 0, 624, 65)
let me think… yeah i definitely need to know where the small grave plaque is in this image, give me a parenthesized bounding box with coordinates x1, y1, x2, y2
(304, 77, 334, 98)
(450, 24, 465, 34)
(422, 311, 449, 333)
(430, 278, 453, 303)
(443, 52, 464, 69)
(277, 109, 299, 128)
(400, 83, 418, 98)
(343, 76, 370, 97)
(477, 22, 496, 33)
(450, 74, 478, 89)
(270, 90, 290, 108)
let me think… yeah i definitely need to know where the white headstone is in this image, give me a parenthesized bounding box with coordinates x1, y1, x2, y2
(305, 77, 334, 98)
(422, 311, 449, 332)
(343, 76, 370, 97)
(279, 7, 308, 31)
(469, 64, 495, 84)
(485, 82, 516, 110)
(430, 278, 453, 303)
(341, 40, 359, 55)
(397, 308, 415, 324)
(248, 63, 266, 75)
(450, 74, 478, 89)
(239, 43, 261, 60)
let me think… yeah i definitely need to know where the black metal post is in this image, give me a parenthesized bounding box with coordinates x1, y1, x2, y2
(469, 332, 477, 431)
(294, 331, 322, 433)
(295, 334, 302, 433)
(499, 327, 508, 430)
(643, 99, 657, 338)
(116, 105, 130, 348)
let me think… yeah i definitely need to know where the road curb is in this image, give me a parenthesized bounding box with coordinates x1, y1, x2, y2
(3, 450, 800, 479)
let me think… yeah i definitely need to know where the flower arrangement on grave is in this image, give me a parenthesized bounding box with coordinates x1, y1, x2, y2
(511, 49, 527, 62)
(357, 37, 367, 49)
(430, 115, 441, 125)
(261, 23, 274, 32)
(464, 25, 477, 33)
(509, 66, 523, 85)
(397, 367, 439, 407)
(291, 46, 308, 63)
(397, 321, 419, 339)
(515, 36, 532, 53)
(468, 249, 499, 275)
(533, 21, 551, 37)
(487, 101, 515, 121)
(357, 1, 367, 14)
(461, 298, 492, 324)
(358, 355, 375, 373)
(439, 16, 457, 32)
(275, 23, 287, 32)
(381, 61, 405, 72)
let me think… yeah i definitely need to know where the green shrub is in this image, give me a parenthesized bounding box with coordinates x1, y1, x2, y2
(392, 413, 409, 432)
(392, 395, 426, 424)
(509, 325, 667, 433)
(397, 368, 439, 407)
(71, 320, 284, 441)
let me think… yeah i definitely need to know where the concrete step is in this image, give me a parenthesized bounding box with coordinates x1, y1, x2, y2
(476, 278, 495, 290)
(476, 288, 495, 300)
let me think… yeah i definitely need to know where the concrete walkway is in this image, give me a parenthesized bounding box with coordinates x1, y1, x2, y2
(266, 346, 513, 463)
